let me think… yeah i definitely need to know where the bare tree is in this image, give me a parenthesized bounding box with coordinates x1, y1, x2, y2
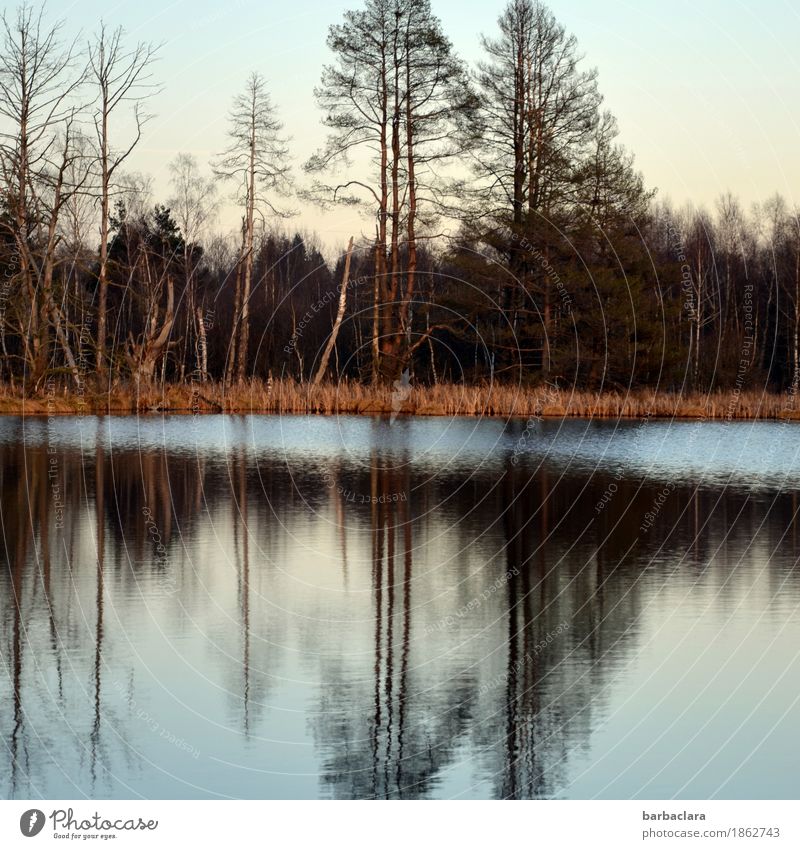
(88, 23, 159, 379)
(168, 152, 218, 380)
(118, 205, 180, 386)
(0, 2, 84, 388)
(790, 208, 800, 390)
(715, 192, 748, 352)
(35, 115, 95, 388)
(313, 237, 354, 386)
(759, 195, 800, 389)
(169, 153, 218, 247)
(214, 72, 292, 383)
(683, 207, 717, 389)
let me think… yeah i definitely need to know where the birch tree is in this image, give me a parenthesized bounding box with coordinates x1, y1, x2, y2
(168, 153, 218, 380)
(312, 237, 354, 385)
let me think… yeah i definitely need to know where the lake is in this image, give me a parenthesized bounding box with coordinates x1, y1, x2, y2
(1, 414, 799, 799)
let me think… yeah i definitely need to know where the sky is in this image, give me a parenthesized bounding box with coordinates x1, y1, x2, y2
(49, 0, 800, 250)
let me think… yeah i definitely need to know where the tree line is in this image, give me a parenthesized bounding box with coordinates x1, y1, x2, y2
(0, 0, 798, 395)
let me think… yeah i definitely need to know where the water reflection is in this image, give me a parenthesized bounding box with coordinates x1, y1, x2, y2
(1, 416, 799, 799)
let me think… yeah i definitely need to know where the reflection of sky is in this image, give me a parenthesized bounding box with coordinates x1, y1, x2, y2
(6, 414, 800, 489)
(567, 570, 800, 799)
(30, 1, 800, 246)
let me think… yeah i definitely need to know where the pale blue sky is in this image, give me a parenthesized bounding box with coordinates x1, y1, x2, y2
(50, 0, 800, 245)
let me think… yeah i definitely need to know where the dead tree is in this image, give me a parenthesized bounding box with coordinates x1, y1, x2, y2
(88, 23, 159, 378)
(214, 73, 292, 382)
(313, 237, 354, 386)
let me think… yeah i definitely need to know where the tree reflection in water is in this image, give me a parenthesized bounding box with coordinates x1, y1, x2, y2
(1, 416, 799, 799)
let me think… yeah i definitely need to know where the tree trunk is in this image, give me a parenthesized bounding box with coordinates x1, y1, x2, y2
(398, 39, 417, 366)
(127, 272, 175, 386)
(197, 305, 209, 382)
(237, 114, 257, 383)
(380, 21, 403, 382)
(372, 48, 390, 385)
(226, 223, 245, 385)
(372, 236, 382, 384)
(96, 106, 110, 378)
(794, 241, 800, 388)
(313, 237, 354, 386)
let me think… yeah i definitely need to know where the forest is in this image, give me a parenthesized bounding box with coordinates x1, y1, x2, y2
(0, 0, 798, 412)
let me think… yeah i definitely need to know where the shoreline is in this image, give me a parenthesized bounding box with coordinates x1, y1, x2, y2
(1, 380, 798, 421)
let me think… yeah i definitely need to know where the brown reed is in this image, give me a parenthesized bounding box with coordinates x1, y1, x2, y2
(1, 379, 798, 420)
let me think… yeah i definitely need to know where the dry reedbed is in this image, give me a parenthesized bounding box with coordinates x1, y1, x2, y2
(1, 379, 799, 420)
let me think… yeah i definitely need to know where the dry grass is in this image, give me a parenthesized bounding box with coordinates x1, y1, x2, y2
(1, 378, 799, 420)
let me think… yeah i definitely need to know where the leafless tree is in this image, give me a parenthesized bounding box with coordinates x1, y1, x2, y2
(0, 2, 85, 388)
(313, 236, 354, 385)
(88, 23, 159, 378)
(119, 206, 178, 386)
(214, 72, 292, 383)
(168, 152, 218, 380)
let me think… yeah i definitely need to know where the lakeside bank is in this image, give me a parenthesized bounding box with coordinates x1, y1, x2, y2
(1, 380, 798, 421)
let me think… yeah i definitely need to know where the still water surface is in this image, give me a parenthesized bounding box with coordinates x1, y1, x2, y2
(1, 414, 799, 799)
